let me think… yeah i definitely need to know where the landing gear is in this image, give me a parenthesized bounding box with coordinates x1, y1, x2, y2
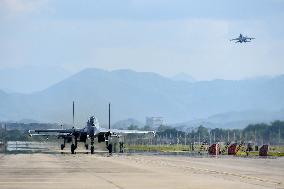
(71, 136, 78, 154)
(105, 132, 112, 155)
(61, 138, 66, 150)
(71, 143, 75, 154)
(91, 146, 94, 154)
(90, 137, 94, 154)
(107, 144, 113, 154)
(85, 143, 89, 150)
(119, 142, 124, 153)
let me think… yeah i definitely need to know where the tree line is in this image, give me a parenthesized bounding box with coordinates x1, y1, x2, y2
(127, 120, 284, 145)
(0, 121, 283, 145)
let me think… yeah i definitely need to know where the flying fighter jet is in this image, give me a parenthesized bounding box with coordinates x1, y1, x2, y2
(28, 102, 155, 154)
(230, 34, 255, 43)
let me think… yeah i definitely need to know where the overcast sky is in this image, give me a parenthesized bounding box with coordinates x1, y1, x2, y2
(1, 0, 284, 80)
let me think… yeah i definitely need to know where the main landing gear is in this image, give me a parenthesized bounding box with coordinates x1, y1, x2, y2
(105, 135, 112, 154)
(60, 136, 95, 154)
(85, 143, 89, 150)
(90, 137, 94, 154)
(61, 138, 66, 150)
(70, 137, 78, 154)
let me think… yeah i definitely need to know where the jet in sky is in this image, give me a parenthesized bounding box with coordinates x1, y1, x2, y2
(230, 34, 255, 43)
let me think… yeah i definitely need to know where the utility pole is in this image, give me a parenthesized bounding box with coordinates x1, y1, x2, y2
(279, 126, 281, 145)
(165, 133, 168, 144)
(4, 124, 6, 153)
(255, 129, 257, 145)
(176, 132, 179, 145)
(227, 130, 230, 142)
(209, 131, 211, 145)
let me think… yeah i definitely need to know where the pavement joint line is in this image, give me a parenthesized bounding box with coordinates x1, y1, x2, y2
(122, 156, 282, 186)
(94, 174, 125, 189)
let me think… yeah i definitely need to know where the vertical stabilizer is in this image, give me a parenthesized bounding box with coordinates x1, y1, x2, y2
(73, 101, 75, 126)
(108, 103, 111, 130)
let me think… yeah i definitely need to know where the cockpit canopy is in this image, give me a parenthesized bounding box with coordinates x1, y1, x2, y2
(87, 116, 100, 128)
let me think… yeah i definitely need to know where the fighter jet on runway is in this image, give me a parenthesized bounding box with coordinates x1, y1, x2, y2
(230, 34, 255, 43)
(29, 102, 155, 154)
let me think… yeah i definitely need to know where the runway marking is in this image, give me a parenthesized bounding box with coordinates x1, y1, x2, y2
(182, 165, 281, 185)
(95, 175, 124, 189)
(0, 182, 67, 184)
(119, 156, 282, 187)
(167, 158, 282, 185)
(168, 161, 281, 186)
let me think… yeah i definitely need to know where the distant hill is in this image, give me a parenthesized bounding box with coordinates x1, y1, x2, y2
(112, 118, 143, 129)
(174, 109, 284, 130)
(171, 73, 195, 83)
(0, 68, 284, 128)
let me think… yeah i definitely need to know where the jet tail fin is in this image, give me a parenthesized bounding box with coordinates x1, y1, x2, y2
(108, 103, 111, 130)
(72, 101, 75, 126)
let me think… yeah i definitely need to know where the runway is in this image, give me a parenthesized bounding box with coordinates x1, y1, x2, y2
(0, 153, 283, 189)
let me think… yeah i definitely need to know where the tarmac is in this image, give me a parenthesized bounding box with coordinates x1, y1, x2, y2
(0, 152, 283, 189)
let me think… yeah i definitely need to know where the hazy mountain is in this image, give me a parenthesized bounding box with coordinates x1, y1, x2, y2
(112, 118, 143, 129)
(174, 109, 284, 130)
(171, 73, 195, 83)
(0, 68, 284, 128)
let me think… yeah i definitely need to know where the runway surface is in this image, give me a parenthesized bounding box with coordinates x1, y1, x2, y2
(0, 153, 283, 189)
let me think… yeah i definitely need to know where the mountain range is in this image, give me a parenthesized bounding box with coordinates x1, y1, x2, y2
(0, 68, 283, 129)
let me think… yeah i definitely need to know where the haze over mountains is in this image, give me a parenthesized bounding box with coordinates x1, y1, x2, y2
(0, 68, 283, 129)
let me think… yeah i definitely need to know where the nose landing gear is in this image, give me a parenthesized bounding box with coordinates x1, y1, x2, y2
(71, 143, 76, 154)
(91, 146, 94, 154)
(90, 137, 94, 154)
(107, 143, 113, 154)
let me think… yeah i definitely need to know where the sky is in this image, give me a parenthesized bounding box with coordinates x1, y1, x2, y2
(1, 0, 284, 83)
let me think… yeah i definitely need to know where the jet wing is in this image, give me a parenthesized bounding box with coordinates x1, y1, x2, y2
(99, 128, 155, 136)
(28, 128, 77, 137)
(230, 38, 239, 41)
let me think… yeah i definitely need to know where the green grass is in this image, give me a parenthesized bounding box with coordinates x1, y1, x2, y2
(126, 144, 192, 152)
(125, 144, 284, 157)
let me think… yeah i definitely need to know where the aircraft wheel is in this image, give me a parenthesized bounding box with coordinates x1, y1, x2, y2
(85, 144, 89, 150)
(61, 144, 65, 150)
(107, 144, 113, 154)
(91, 146, 94, 154)
(71, 144, 75, 154)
